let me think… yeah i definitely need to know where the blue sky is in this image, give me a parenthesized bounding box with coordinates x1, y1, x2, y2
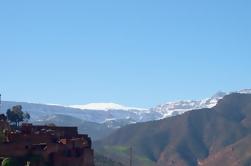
(0, 0, 250, 108)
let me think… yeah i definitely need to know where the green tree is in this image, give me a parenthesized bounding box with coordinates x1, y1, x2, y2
(6, 105, 30, 127)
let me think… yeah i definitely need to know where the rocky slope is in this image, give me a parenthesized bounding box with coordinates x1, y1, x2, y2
(96, 93, 251, 166)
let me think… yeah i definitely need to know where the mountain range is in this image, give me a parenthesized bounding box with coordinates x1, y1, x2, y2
(1, 89, 250, 141)
(95, 93, 251, 166)
(2, 89, 251, 165)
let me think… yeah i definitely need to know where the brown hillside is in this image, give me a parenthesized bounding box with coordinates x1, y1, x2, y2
(200, 134, 251, 166)
(96, 93, 251, 166)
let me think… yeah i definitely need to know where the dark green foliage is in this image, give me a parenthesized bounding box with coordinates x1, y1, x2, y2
(1, 158, 19, 166)
(94, 153, 124, 166)
(6, 105, 30, 126)
(26, 154, 47, 166)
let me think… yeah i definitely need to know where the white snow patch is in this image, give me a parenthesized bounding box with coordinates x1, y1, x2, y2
(69, 103, 147, 111)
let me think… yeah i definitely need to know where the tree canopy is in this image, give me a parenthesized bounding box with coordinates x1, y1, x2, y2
(6, 105, 30, 126)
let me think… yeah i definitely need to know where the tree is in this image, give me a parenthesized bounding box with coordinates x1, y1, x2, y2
(0, 114, 7, 121)
(6, 105, 30, 127)
(23, 112, 31, 122)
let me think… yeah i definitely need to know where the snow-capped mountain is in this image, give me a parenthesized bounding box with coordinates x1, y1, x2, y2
(1, 89, 249, 140)
(151, 91, 227, 118)
(69, 103, 147, 112)
(0, 101, 160, 125)
(151, 89, 251, 118)
(1, 89, 250, 129)
(237, 89, 251, 94)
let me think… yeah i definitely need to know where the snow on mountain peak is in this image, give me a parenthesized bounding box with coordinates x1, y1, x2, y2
(42, 88, 251, 125)
(237, 89, 251, 94)
(69, 103, 146, 111)
(151, 92, 228, 118)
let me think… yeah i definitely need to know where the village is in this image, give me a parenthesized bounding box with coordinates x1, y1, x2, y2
(0, 105, 94, 166)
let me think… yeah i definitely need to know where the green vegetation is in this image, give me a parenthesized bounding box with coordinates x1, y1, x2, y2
(0, 155, 49, 166)
(27, 154, 43, 165)
(95, 153, 124, 166)
(106, 145, 129, 153)
(99, 145, 155, 166)
(135, 155, 156, 166)
(6, 105, 30, 127)
(1, 158, 19, 166)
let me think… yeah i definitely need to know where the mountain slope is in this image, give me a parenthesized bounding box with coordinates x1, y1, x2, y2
(96, 93, 251, 166)
(1, 90, 249, 126)
(150, 91, 226, 118)
(200, 134, 251, 166)
(1, 89, 250, 142)
(95, 153, 124, 166)
(0, 101, 161, 124)
(33, 114, 115, 140)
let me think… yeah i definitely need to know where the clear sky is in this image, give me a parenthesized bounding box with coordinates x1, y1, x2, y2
(0, 0, 250, 108)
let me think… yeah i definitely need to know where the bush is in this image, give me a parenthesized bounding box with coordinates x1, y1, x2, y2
(1, 158, 19, 166)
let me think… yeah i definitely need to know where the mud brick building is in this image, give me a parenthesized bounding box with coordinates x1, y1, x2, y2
(0, 121, 94, 166)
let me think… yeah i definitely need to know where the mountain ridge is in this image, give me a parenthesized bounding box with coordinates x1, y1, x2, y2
(1, 89, 250, 142)
(1, 89, 251, 125)
(95, 93, 251, 166)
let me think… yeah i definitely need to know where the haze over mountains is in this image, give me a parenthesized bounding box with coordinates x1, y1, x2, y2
(0, 89, 250, 140)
